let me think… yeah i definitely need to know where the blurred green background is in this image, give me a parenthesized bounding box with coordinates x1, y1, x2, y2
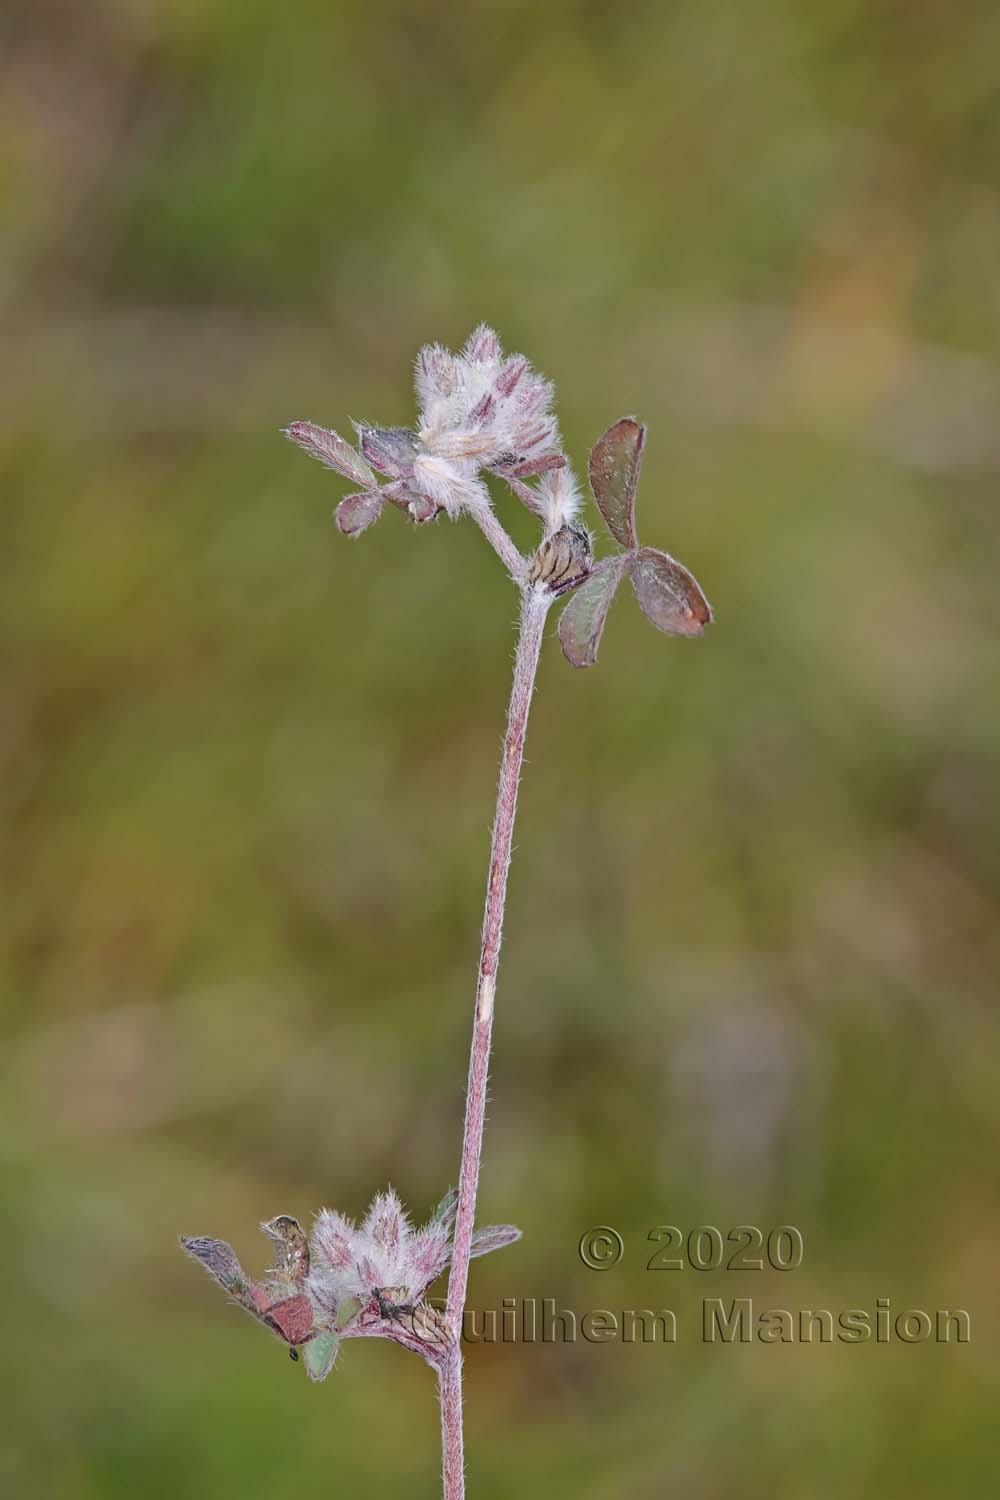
(2, 1, 999, 1495)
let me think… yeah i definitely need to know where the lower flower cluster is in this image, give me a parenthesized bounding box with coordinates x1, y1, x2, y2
(181, 1188, 520, 1381)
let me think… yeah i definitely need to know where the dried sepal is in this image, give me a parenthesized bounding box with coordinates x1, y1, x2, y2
(261, 1215, 311, 1287)
(630, 546, 712, 637)
(557, 558, 628, 668)
(283, 422, 376, 487)
(588, 418, 644, 550)
(469, 1224, 522, 1259)
(357, 425, 418, 479)
(335, 490, 384, 537)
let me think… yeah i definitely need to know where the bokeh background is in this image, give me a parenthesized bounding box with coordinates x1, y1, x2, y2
(3, 1, 999, 1495)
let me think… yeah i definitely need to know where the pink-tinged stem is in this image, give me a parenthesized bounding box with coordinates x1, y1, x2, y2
(439, 584, 552, 1499)
(438, 1343, 465, 1499)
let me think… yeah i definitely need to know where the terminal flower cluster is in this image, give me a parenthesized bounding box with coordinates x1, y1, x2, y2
(282, 325, 711, 663)
(284, 324, 579, 537)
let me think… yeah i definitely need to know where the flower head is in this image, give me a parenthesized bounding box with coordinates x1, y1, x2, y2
(282, 339, 712, 667)
(411, 325, 562, 516)
(307, 1186, 519, 1319)
(284, 325, 570, 530)
(180, 1188, 520, 1378)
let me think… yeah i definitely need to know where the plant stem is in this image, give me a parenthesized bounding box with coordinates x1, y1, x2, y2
(438, 1343, 465, 1499)
(439, 582, 552, 1500)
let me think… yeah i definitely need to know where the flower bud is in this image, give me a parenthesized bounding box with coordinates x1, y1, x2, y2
(527, 525, 592, 595)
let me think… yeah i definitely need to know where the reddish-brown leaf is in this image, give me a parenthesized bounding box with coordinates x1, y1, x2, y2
(630, 547, 711, 637)
(588, 418, 644, 549)
(557, 558, 628, 668)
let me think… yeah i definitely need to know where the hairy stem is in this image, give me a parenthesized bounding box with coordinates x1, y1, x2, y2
(439, 583, 552, 1499)
(438, 1343, 465, 1498)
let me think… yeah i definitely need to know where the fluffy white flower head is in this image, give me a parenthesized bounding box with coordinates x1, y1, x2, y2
(412, 325, 563, 518)
(306, 1187, 520, 1321)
